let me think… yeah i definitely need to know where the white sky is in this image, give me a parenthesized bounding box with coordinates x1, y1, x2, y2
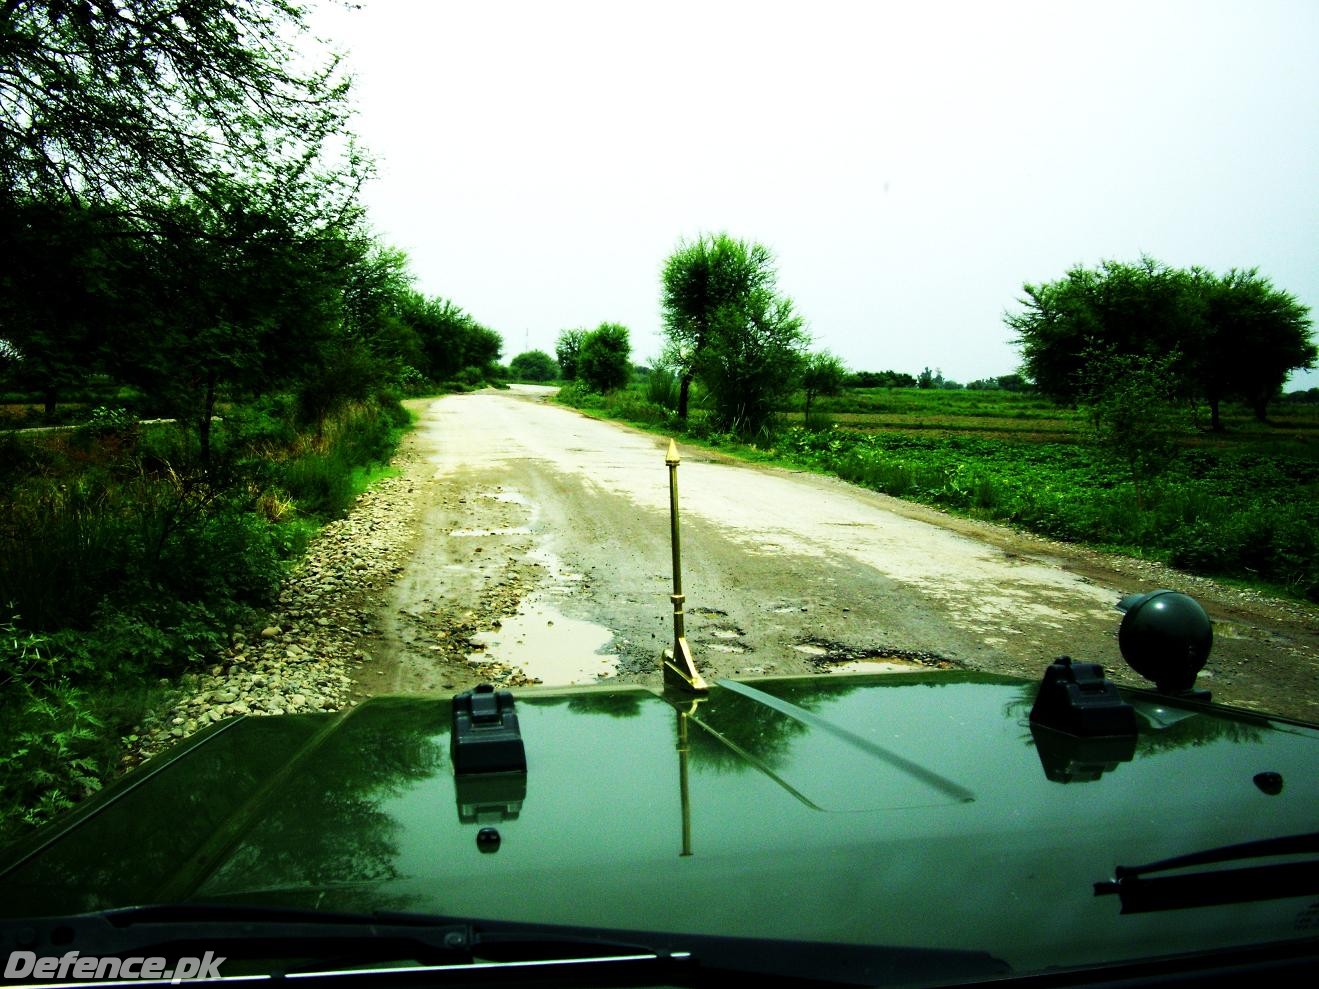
(310, 0, 1319, 388)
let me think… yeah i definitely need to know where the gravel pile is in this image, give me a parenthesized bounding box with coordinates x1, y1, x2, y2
(127, 462, 423, 765)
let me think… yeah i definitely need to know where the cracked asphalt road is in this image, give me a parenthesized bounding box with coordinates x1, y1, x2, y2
(353, 387, 1319, 722)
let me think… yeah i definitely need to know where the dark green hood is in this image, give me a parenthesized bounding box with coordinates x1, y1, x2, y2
(2, 672, 1317, 977)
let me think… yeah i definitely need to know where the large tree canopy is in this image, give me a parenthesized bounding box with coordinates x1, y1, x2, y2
(0, 0, 363, 217)
(1006, 258, 1315, 428)
(660, 233, 776, 418)
(660, 234, 808, 434)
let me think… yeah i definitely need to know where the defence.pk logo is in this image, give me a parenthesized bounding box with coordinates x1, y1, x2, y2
(5, 950, 225, 983)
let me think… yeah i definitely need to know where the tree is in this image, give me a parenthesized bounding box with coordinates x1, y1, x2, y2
(660, 233, 776, 418)
(699, 288, 808, 436)
(402, 295, 501, 383)
(1081, 351, 1188, 506)
(509, 350, 558, 382)
(1006, 257, 1315, 429)
(0, 199, 136, 414)
(801, 352, 847, 422)
(0, 0, 362, 220)
(555, 328, 586, 380)
(114, 187, 355, 460)
(1198, 269, 1315, 425)
(577, 323, 631, 393)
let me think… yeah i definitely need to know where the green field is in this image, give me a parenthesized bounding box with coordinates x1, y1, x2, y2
(560, 383, 1319, 602)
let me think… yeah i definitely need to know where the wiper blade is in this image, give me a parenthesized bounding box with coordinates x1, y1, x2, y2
(1095, 830, 1319, 913)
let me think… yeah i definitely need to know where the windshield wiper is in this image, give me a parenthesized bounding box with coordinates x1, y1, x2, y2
(1095, 830, 1319, 913)
(1, 902, 1008, 986)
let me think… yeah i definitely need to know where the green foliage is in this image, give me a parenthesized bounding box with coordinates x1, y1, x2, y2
(776, 427, 1319, 600)
(296, 340, 383, 433)
(1007, 258, 1315, 427)
(555, 328, 586, 380)
(660, 234, 809, 435)
(280, 400, 405, 517)
(0, 616, 177, 841)
(801, 352, 848, 421)
(846, 369, 918, 388)
(0, 679, 103, 833)
(1080, 352, 1189, 494)
(0, 0, 360, 216)
(661, 233, 779, 418)
(645, 367, 686, 410)
(0, 392, 409, 839)
(509, 350, 559, 382)
(701, 289, 809, 437)
(577, 323, 633, 393)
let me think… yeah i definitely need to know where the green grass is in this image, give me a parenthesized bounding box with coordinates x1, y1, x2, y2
(558, 383, 1319, 603)
(0, 393, 414, 843)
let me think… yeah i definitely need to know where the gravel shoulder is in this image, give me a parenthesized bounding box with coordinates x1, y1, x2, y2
(129, 389, 1319, 761)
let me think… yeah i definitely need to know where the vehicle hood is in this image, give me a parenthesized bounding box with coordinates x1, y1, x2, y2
(2, 671, 1318, 976)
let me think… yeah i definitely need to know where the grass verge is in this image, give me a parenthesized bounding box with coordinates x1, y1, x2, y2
(0, 395, 413, 845)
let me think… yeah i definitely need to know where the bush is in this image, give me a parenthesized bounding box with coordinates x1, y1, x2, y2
(646, 368, 681, 409)
(578, 323, 632, 393)
(509, 350, 558, 382)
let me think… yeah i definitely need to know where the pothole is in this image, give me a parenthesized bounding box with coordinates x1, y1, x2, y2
(467, 598, 619, 686)
(794, 637, 957, 674)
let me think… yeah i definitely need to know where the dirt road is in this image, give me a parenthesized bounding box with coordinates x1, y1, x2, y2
(353, 388, 1319, 721)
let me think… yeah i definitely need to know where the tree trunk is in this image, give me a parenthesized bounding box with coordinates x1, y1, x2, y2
(677, 374, 693, 419)
(43, 386, 56, 418)
(1209, 397, 1223, 432)
(804, 392, 813, 423)
(1252, 392, 1270, 423)
(200, 369, 217, 466)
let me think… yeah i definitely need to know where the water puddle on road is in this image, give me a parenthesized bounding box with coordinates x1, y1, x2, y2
(468, 598, 619, 686)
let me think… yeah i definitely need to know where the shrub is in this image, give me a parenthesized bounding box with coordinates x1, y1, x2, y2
(646, 368, 681, 409)
(578, 323, 632, 393)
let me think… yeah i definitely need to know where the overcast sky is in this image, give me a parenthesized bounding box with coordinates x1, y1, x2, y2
(309, 0, 1319, 388)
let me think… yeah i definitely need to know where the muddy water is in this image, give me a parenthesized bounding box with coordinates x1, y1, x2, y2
(469, 598, 619, 684)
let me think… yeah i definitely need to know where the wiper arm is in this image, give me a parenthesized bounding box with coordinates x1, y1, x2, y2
(1095, 830, 1319, 914)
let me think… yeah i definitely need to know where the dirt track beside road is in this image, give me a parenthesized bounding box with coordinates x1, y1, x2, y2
(349, 388, 1319, 722)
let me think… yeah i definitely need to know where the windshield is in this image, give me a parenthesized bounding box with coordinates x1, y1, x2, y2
(1, 1, 1317, 987)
